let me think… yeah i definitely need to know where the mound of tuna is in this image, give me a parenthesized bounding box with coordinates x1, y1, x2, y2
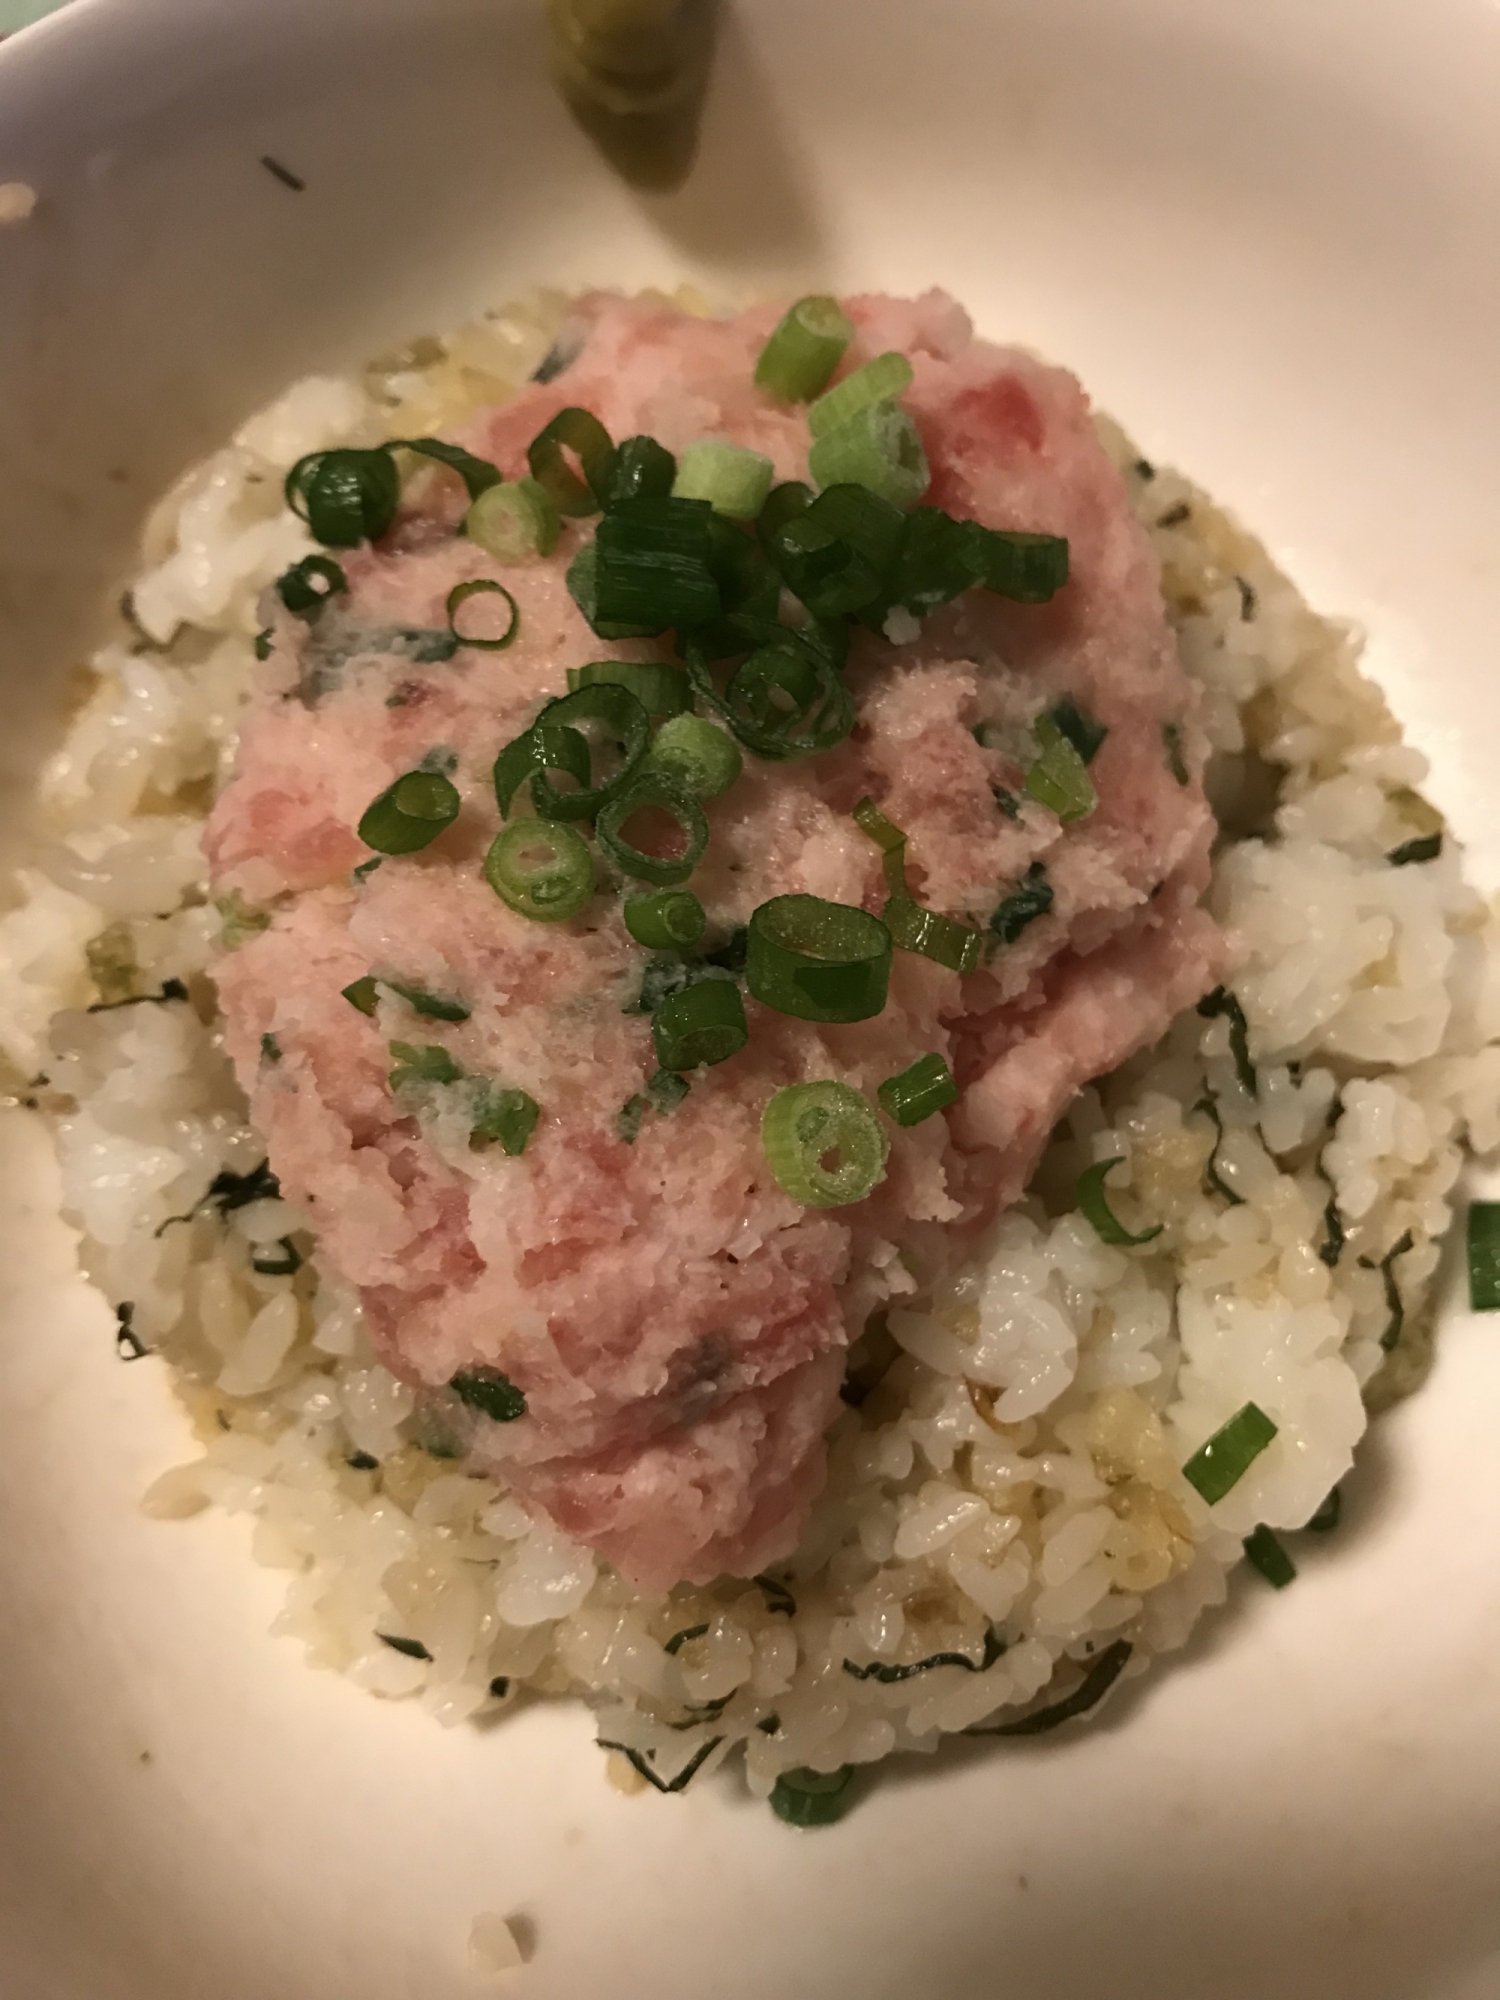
(206, 292, 1223, 1591)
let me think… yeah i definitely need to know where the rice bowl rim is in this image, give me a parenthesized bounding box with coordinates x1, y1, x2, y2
(3, 4, 1500, 2000)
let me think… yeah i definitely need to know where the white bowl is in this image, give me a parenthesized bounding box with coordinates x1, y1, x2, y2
(4, 3, 1500, 1996)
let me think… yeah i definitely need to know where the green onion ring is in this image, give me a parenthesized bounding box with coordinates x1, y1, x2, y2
(285, 447, 401, 548)
(595, 773, 708, 887)
(565, 659, 692, 716)
(876, 1052, 958, 1127)
(357, 769, 461, 855)
(527, 406, 617, 517)
(761, 1080, 889, 1208)
(483, 818, 594, 922)
(624, 890, 707, 951)
(652, 978, 748, 1070)
(1181, 1401, 1278, 1506)
(446, 579, 520, 651)
(526, 683, 651, 821)
(276, 554, 348, 618)
(746, 894, 892, 1023)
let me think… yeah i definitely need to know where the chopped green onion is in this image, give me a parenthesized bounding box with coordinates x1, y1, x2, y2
(1182, 1401, 1278, 1506)
(808, 352, 915, 438)
(484, 818, 594, 922)
(762, 1080, 889, 1207)
(260, 1033, 281, 1064)
(1388, 832, 1442, 867)
(464, 477, 560, 560)
(977, 530, 1070, 603)
(1047, 696, 1107, 766)
(1025, 714, 1096, 821)
(342, 975, 380, 1016)
(639, 712, 743, 799)
(877, 1053, 958, 1127)
(653, 977, 748, 1070)
(624, 890, 706, 950)
(672, 440, 775, 520)
(521, 684, 653, 822)
(469, 1083, 540, 1155)
(627, 955, 735, 1016)
(603, 435, 677, 507)
(276, 554, 348, 618)
(754, 296, 855, 402)
(254, 627, 273, 660)
(747, 894, 892, 1023)
(380, 978, 470, 1023)
(285, 447, 401, 547)
(1162, 721, 1189, 785)
(804, 482, 906, 576)
(1307, 1486, 1342, 1532)
(493, 718, 591, 819)
(1197, 987, 1257, 1097)
(757, 480, 814, 549)
(526, 406, 616, 516)
(575, 496, 721, 636)
(648, 1068, 690, 1112)
(595, 774, 708, 886)
(390, 437, 504, 502)
(450, 1365, 527, 1422)
(565, 659, 691, 716)
(883, 897, 984, 972)
(764, 512, 882, 619)
(388, 1040, 463, 1090)
(378, 1633, 432, 1661)
(446, 578, 519, 651)
(852, 797, 984, 973)
(352, 856, 384, 884)
(684, 633, 855, 763)
(970, 1639, 1132, 1737)
(1242, 1524, 1296, 1588)
(358, 769, 461, 855)
(1469, 1202, 1500, 1310)
(1076, 1157, 1163, 1247)
(808, 402, 930, 510)
(768, 1765, 855, 1829)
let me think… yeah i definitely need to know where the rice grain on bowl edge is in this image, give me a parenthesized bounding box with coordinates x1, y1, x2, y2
(4, 287, 1498, 1821)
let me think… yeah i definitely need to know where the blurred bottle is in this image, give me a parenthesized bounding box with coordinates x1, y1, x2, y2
(546, 0, 717, 190)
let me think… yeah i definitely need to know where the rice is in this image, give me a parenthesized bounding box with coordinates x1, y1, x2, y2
(5, 290, 1497, 1805)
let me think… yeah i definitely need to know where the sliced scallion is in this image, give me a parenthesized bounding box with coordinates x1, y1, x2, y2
(747, 895, 891, 1023)
(254, 627, 273, 661)
(1047, 696, 1107, 765)
(624, 890, 706, 951)
(808, 401, 930, 510)
(1388, 832, 1442, 867)
(977, 530, 1070, 604)
(1076, 1157, 1163, 1247)
(639, 712, 743, 800)
(565, 659, 691, 716)
(808, 351, 915, 437)
(852, 796, 984, 973)
(1182, 1401, 1278, 1506)
(464, 477, 560, 560)
(388, 1040, 463, 1090)
(1469, 1202, 1500, 1310)
(672, 440, 775, 521)
(358, 769, 461, 855)
(1025, 714, 1097, 822)
(1242, 1524, 1296, 1588)
(1162, 721, 1189, 785)
(757, 480, 814, 550)
(390, 437, 504, 503)
(484, 818, 594, 922)
(762, 1081, 889, 1208)
(765, 512, 882, 620)
(754, 296, 854, 402)
(276, 554, 348, 619)
(595, 773, 708, 886)
(450, 1365, 526, 1422)
(521, 684, 652, 822)
(446, 578, 519, 651)
(469, 1083, 540, 1155)
(768, 1765, 856, 1829)
(653, 977, 748, 1070)
(877, 1053, 958, 1127)
(526, 406, 616, 516)
(603, 434, 677, 507)
(576, 496, 721, 636)
(285, 447, 401, 547)
(684, 633, 854, 763)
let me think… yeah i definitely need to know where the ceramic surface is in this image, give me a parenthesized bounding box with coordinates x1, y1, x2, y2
(2, 4, 1499, 1996)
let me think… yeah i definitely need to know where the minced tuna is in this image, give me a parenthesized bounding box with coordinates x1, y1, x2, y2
(206, 292, 1224, 1592)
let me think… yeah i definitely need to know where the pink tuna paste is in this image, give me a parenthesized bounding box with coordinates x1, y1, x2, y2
(207, 292, 1225, 1593)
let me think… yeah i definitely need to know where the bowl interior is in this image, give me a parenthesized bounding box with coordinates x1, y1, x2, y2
(3, 2, 1500, 1996)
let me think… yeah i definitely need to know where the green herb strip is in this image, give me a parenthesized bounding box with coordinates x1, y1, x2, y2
(1468, 1202, 1500, 1311)
(1198, 987, 1257, 1097)
(968, 1639, 1133, 1737)
(1182, 1401, 1278, 1506)
(596, 1736, 723, 1795)
(1075, 1157, 1163, 1247)
(843, 1630, 1005, 1683)
(1387, 833, 1442, 867)
(989, 864, 1053, 947)
(1358, 1228, 1415, 1350)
